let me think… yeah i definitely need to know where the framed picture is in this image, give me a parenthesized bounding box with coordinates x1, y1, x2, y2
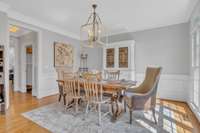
(54, 42, 74, 67)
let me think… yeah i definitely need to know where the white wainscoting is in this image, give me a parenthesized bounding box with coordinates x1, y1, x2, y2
(37, 72, 58, 99)
(136, 73, 189, 102)
(38, 72, 189, 102)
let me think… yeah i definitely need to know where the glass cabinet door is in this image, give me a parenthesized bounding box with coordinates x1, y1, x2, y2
(106, 48, 115, 68)
(119, 47, 128, 68)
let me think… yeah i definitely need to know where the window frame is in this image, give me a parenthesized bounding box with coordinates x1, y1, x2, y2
(191, 27, 200, 109)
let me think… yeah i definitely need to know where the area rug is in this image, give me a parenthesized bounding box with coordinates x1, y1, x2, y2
(22, 103, 170, 133)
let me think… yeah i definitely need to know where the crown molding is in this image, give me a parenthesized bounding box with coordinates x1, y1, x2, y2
(0, 2, 79, 40)
(8, 10, 80, 40)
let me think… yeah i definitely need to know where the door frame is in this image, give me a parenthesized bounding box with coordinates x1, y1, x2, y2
(8, 19, 43, 98)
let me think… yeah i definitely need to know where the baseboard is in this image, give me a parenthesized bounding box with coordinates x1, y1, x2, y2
(37, 89, 58, 99)
(187, 101, 200, 122)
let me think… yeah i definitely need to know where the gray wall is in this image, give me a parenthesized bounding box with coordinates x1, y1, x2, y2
(38, 29, 104, 97)
(108, 23, 190, 75)
(41, 30, 104, 73)
(41, 30, 81, 74)
(84, 47, 103, 70)
(0, 12, 8, 45)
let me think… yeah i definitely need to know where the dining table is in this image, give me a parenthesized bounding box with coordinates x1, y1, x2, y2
(57, 78, 137, 121)
(99, 79, 137, 121)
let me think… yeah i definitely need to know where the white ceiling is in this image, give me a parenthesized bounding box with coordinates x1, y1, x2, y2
(0, 0, 198, 39)
(9, 25, 32, 37)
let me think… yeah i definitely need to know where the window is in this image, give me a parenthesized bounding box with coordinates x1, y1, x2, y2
(191, 28, 200, 109)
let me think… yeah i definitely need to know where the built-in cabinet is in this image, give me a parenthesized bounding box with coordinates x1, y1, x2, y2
(103, 40, 135, 80)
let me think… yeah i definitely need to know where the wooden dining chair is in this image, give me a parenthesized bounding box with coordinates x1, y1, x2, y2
(56, 80, 66, 105)
(83, 80, 111, 126)
(124, 67, 162, 124)
(64, 79, 83, 113)
(104, 70, 120, 80)
(63, 72, 76, 80)
(82, 72, 102, 81)
(56, 69, 76, 105)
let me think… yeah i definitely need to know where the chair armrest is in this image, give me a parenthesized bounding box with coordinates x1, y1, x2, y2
(125, 91, 145, 97)
(126, 86, 143, 93)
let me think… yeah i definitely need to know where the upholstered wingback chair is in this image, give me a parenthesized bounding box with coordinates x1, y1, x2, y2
(125, 67, 162, 124)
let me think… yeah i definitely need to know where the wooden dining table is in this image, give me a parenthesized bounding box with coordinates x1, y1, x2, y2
(99, 79, 136, 121)
(58, 79, 137, 121)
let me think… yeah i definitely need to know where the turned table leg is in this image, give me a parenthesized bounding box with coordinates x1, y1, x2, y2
(111, 92, 123, 122)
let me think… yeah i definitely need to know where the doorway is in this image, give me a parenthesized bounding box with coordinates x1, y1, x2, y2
(26, 46, 32, 94)
(9, 24, 38, 97)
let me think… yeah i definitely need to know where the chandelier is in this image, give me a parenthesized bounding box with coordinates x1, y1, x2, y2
(81, 4, 106, 47)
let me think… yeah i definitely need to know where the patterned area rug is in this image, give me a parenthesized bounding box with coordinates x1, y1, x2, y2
(22, 103, 170, 133)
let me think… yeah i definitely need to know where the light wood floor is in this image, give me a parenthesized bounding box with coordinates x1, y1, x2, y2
(0, 90, 199, 133)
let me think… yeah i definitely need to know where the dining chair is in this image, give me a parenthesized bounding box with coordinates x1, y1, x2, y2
(64, 79, 82, 113)
(104, 70, 120, 80)
(56, 69, 76, 105)
(63, 72, 76, 80)
(124, 67, 162, 124)
(83, 80, 111, 126)
(56, 80, 66, 105)
(82, 71, 102, 81)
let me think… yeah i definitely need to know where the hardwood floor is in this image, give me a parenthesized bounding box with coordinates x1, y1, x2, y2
(157, 100, 200, 133)
(0, 90, 56, 133)
(0, 90, 199, 133)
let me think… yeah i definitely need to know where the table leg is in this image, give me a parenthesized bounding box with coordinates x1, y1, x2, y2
(111, 92, 123, 122)
(123, 90, 126, 112)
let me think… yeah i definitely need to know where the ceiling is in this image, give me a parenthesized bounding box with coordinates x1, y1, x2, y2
(0, 0, 198, 39)
(9, 25, 32, 37)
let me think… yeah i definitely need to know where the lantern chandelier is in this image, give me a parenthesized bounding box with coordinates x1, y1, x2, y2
(80, 4, 106, 47)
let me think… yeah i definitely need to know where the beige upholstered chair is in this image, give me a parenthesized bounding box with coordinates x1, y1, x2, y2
(125, 67, 162, 124)
(104, 70, 120, 80)
(83, 80, 111, 126)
